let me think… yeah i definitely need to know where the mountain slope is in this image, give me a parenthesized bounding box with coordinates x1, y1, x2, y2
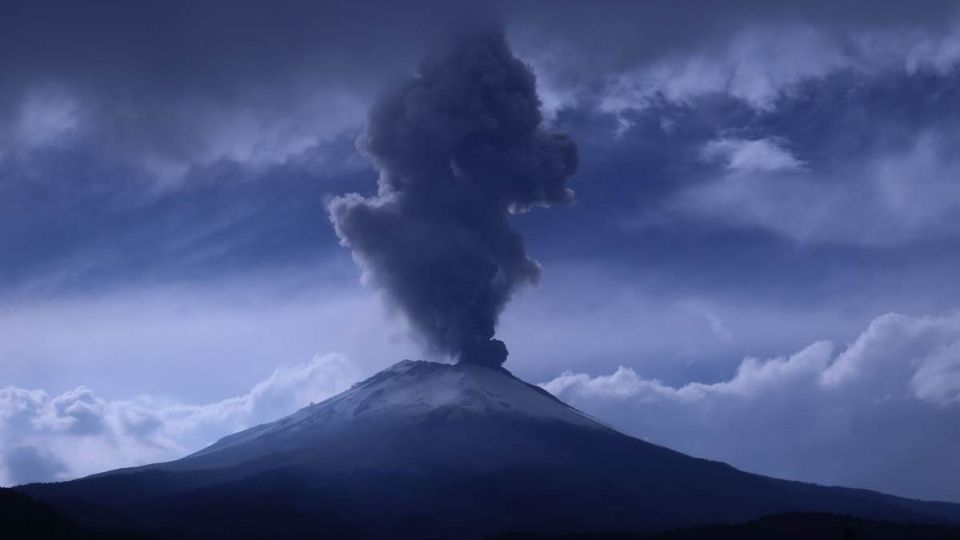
(172, 360, 609, 474)
(20, 361, 960, 539)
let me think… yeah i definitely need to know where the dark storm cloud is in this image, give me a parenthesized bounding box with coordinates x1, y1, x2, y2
(0, 0, 467, 181)
(0, 0, 496, 295)
(2, 0, 952, 180)
(2, 0, 960, 306)
(330, 30, 577, 367)
(3, 0, 960, 298)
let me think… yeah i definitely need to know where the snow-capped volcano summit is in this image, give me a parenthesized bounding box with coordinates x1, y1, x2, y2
(320, 360, 602, 427)
(219, 359, 603, 437)
(22, 360, 960, 539)
(170, 360, 612, 474)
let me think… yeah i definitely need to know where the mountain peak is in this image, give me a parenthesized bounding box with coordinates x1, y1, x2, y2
(180, 359, 606, 470)
(328, 359, 600, 427)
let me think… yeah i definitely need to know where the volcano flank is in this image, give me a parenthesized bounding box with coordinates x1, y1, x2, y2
(19, 360, 960, 539)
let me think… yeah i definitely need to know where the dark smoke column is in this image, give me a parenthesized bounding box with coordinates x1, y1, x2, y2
(329, 30, 577, 368)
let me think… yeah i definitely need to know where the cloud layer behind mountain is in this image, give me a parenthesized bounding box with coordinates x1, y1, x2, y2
(0, 354, 359, 485)
(542, 312, 960, 502)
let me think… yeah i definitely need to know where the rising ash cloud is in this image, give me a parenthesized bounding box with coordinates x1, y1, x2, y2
(329, 30, 578, 367)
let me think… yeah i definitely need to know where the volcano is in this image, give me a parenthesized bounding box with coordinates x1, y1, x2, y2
(20, 361, 960, 539)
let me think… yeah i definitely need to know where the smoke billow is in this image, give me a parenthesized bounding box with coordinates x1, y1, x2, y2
(329, 30, 577, 368)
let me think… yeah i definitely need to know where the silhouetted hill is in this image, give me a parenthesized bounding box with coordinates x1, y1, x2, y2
(0, 487, 148, 539)
(498, 513, 960, 540)
(0, 487, 93, 539)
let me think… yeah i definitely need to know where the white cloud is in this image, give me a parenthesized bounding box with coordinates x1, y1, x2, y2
(0, 83, 368, 187)
(701, 137, 804, 173)
(0, 353, 362, 486)
(906, 22, 960, 74)
(541, 312, 960, 502)
(596, 25, 855, 116)
(15, 88, 80, 149)
(531, 21, 960, 125)
(525, 18, 960, 135)
(910, 340, 960, 405)
(670, 131, 960, 246)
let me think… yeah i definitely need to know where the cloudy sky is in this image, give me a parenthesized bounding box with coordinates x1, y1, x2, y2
(2, 0, 960, 502)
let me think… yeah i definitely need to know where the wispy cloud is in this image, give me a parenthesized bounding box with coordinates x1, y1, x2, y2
(669, 130, 960, 246)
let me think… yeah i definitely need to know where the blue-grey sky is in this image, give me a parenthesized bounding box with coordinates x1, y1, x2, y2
(2, 0, 960, 502)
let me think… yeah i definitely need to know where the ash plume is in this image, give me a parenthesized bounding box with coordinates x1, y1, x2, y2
(329, 29, 577, 368)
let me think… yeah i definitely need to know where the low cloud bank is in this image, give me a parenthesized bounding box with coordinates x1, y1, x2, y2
(0, 354, 359, 485)
(541, 312, 960, 502)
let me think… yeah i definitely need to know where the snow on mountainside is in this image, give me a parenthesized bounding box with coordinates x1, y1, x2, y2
(185, 360, 609, 464)
(292, 359, 601, 426)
